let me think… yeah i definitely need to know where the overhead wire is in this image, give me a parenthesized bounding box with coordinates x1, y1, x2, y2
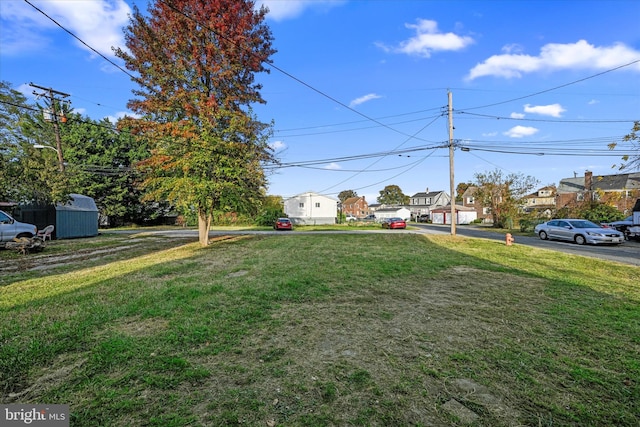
(21, 0, 640, 191)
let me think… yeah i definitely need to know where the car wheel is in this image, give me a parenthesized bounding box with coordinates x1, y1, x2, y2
(574, 235, 586, 245)
(538, 231, 548, 240)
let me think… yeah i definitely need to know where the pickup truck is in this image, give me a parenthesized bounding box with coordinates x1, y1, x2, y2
(603, 206, 640, 241)
(0, 210, 38, 246)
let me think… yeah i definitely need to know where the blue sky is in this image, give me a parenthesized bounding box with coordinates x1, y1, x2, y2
(1, 0, 639, 202)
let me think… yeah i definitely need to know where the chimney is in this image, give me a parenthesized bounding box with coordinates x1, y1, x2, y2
(425, 187, 429, 193)
(584, 171, 592, 191)
(584, 170, 593, 201)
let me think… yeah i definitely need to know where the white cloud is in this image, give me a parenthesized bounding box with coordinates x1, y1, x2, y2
(324, 162, 341, 170)
(524, 103, 566, 118)
(588, 99, 599, 105)
(257, 0, 345, 21)
(379, 19, 474, 58)
(467, 39, 640, 80)
(269, 140, 286, 151)
(0, 0, 130, 57)
(349, 93, 382, 108)
(482, 131, 498, 137)
(510, 112, 525, 119)
(503, 126, 539, 138)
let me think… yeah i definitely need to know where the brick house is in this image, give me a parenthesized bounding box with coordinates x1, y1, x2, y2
(557, 171, 640, 215)
(342, 196, 369, 218)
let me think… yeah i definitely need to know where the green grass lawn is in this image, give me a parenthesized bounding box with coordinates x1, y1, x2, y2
(1, 232, 638, 426)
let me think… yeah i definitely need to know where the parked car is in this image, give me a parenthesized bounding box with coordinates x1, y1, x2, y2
(0, 210, 38, 246)
(534, 218, 624, 245)
(362, 214, 376, 222)
(273, 218, 293, 231)
(416, 214, 430, 223)
(345, 214, 357, 222)
(602, 216, 633, 233)
(381, 217, 406, 230)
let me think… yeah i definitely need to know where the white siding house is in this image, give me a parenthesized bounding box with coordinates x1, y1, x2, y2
(284, 192, 338, 225)
(374, 207, 411, 221)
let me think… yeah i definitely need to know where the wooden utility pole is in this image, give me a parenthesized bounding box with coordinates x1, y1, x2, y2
(448, 91, 456, 235)
(30, 82, 70, 172)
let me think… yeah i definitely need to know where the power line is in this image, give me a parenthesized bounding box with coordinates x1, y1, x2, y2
(23, 0, 138, 82)
(458, 59, 640, 111)
(456, 111, 638, 123)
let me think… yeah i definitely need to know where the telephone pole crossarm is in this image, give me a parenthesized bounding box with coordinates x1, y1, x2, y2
(29, 83, 70, 172)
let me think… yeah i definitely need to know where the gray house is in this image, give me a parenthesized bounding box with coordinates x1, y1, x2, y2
(409, 189, 450, 220)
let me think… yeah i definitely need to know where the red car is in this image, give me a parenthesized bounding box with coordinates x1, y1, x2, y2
(382, 217, 406, 229)
(274, 218, 293, 231)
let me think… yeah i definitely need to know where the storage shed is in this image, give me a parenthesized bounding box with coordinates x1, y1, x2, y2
(17, 194, 99, 239)
(55, 194, 99, 239)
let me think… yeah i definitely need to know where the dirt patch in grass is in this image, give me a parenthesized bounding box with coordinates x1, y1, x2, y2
(189, 267, 546, 425)
(112, 316, 170, 338)
(6, 353, 88, 403)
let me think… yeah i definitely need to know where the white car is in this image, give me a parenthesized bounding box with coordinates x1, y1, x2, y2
(345, 214, 357, 222)
(534, 218, 624, 245)
(0, 210, 38, 246)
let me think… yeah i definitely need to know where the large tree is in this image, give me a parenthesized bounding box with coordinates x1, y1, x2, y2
(377, 185, 409, 205)
(338, 190, 357, 203)
(473, 169, 539, 228)
(610, 121, 640, 171)
(115, 0, 276, 245)
(0, 81, 31, 202)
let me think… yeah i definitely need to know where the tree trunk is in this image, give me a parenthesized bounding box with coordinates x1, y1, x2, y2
(197, 210, 211, 246)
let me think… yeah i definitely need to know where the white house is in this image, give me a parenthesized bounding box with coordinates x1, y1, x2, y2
(284, 192, 339, 225)
(374, 207, 411, 221)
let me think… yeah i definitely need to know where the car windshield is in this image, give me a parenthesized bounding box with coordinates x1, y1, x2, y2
(568, 220, 600, 229)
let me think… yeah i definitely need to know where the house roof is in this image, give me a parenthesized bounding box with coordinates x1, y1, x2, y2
(431, 204, 476, 213)
(285, 191, 339, 202)
(411, 190, 445, 198)
(461, 186, 478, 197)
(376, 207, 410, 213)
(558, 172, 640, 193)
(343, 196, 366, 205)
(524, 186, 557, 199)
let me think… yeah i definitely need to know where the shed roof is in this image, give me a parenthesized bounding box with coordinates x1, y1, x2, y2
(56, 194, 98, 212)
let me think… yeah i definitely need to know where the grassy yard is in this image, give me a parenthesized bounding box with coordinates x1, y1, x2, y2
(1, 231, 638, 426)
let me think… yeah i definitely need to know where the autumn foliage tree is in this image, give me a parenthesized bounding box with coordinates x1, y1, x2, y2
(115, 0, 276, 245)
(473, 169, 539, 228)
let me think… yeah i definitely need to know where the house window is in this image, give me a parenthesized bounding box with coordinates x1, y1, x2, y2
(467, 197, 474, 204)
(426, 198, 432, 204)
(299, 203, 304, 208)
(315, 202, 320, 208)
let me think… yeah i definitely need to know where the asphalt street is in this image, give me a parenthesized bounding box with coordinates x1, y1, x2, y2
(412, 223, 640, 267)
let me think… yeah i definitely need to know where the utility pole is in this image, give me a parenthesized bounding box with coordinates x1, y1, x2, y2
(30, 82, 70, 172)
(448, 90, 456, 235)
